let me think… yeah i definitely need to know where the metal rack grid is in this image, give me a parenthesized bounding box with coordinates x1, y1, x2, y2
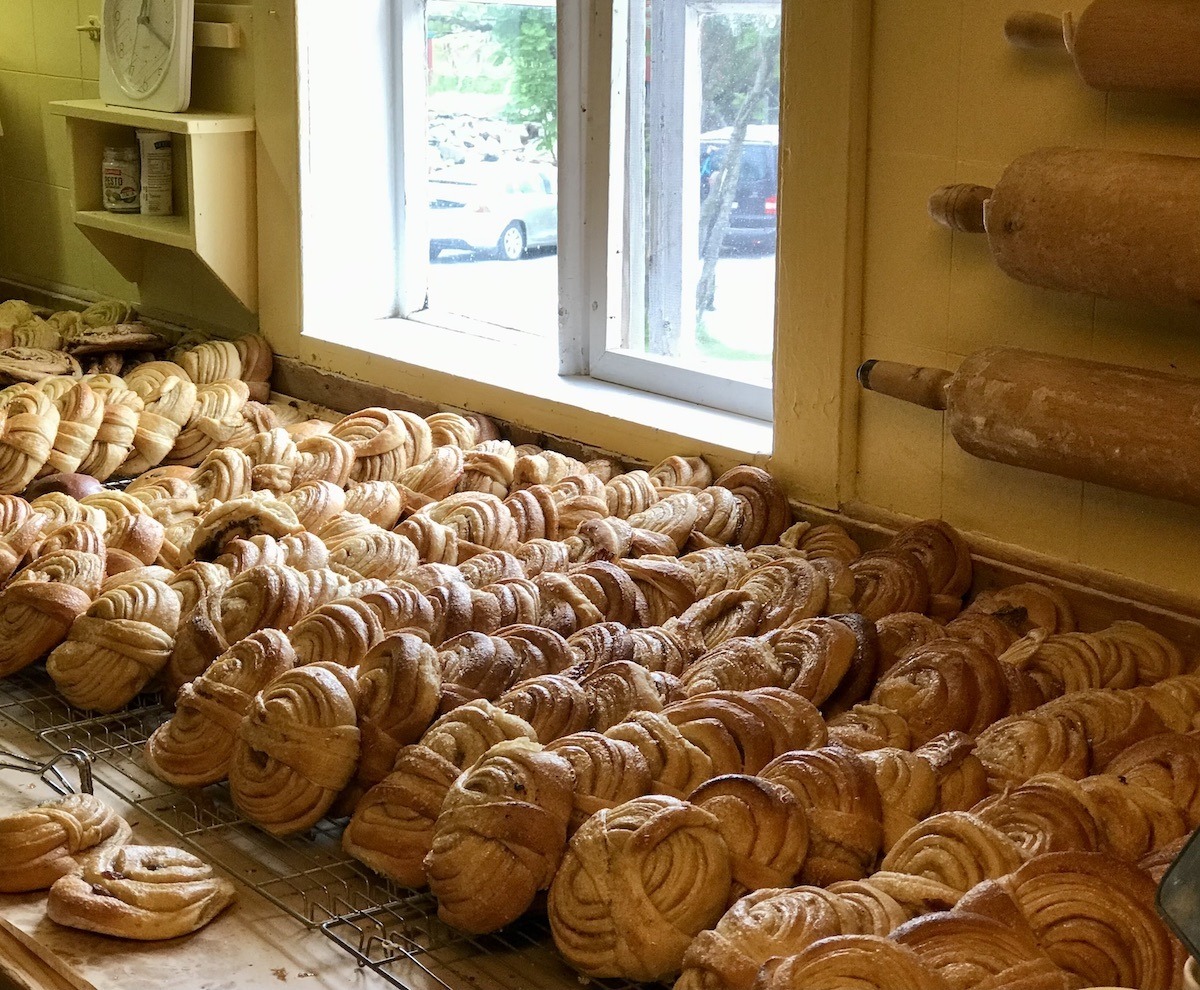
(0, 668, 661, 990)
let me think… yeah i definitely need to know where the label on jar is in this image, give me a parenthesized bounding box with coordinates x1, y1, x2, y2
(138, 131, 173, 216)
(102, 162, 140, 213)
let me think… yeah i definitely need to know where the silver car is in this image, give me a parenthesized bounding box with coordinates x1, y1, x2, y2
(428, 162, 558, 261)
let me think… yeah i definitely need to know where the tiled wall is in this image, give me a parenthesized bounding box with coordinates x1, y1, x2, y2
(0, 0, 254, 332)
(855, 0, 1200, 592)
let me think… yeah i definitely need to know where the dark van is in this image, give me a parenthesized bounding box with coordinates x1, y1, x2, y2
(699, 123, 779, 253)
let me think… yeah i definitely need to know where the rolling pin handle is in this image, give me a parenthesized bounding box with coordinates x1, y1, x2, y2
(928, 184, 992, 233)
(858, 359, 952, 411)
(1004, 11, 1068, 50)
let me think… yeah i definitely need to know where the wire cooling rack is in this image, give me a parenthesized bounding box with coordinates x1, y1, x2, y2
(0, 667, 656, 990)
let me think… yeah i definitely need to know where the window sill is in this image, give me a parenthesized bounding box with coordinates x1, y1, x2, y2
(300, 318, 773, 466)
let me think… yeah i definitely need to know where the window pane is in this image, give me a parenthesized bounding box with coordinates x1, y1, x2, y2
(621, 2, 780, 389)
(425, 0, 559, 338)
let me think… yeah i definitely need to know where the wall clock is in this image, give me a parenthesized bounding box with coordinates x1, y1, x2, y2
(100, 0, 196, 112)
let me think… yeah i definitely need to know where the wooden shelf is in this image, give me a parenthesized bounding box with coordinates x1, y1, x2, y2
(50, 99, 254, 134)
(49, 100, 258, 312)
(74, 210, 195, 250)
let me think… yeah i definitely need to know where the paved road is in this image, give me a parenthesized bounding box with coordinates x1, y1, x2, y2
(428, 247, 777, 364)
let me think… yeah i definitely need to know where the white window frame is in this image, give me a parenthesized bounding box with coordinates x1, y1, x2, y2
(295, 0, 777, 425)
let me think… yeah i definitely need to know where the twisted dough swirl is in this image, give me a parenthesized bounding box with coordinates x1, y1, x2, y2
(0, 793, 130, 892)
(145, 629, 297, 788)
(755, 934, 952, 990)
(548, 794, 732, 981)
(229, 661, 361, 835)
(343, 744, 461, 888)
(47, 844, 236, 940)
(688, 773, 809, 895)
(46, 576, 180, 712)
(353, 631, 442, 791)
(426, 738, 575, 933)
(1002, 851, 1182, 990)
(0, 549, 103, 677)
(0, 384, 59, 491)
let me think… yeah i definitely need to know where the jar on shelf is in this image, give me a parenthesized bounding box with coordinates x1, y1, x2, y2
(101, 146, 140, 214)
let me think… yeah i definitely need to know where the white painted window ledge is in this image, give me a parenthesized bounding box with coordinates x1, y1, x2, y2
(305, 317, 773, 460)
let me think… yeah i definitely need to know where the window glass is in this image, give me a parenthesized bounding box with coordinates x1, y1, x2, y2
(616, 3, 780, 391)
(425, 0, 560, 338)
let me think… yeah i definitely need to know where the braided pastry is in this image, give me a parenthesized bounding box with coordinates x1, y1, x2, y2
(586, 655, 673, 726)
(0, 384, 58, 491)
(280, 480, 347, 531)
(972, 773, 1102, 856)
(689, 773, 809, 895)
(604, 710, 715, 796)
(756, 934, 952, 990)
(714, 465, 790, 548)
(145, 630, 296, 787)
(761, 746, 883, 885)
(35, 377, 103, 477)
(0, 793, 130, 892)
(48, 844, 236, 939)
(1003, 851, 1182, 989)
(342, 744, 460, 887)
(290, 432, 355, 487)
(849, 549, 931, 621)
(679, 546, 753, 598)
(548, 794, 732, 981)
(420, 698, 538, 771)
(121, 361, 197, 474)
(496, 672, 590, 742)
(398, 444, 464, 501)
(881, 811, 1030, 893)
(649, 454, 712, 490)
(0, 549, 103, 677)
(46, 576, 180, 712)
(229, 661, 360, 835)
(871, 638, 1014, 746)
(353, 632, 442, 791)
(426, 738, 575, 933)
(963, 581, 1076, 635)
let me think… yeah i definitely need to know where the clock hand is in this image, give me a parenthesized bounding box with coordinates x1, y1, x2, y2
(144, 16, 170, 47)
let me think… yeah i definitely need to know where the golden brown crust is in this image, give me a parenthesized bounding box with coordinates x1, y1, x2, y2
(352, 632, 442, 791)
(755, 934, 952, 990)
(342, 744, 460, 888)
(761, 746, 883, 886)
(229, 662, 361, 835)
(548, 795, 731, 982)
(46, 844, 236, 940)
(426, 739, 575, 933)
(0, 793, 130, 893)
(46, 576, 180, 712)
(146, 630, 297, 788)
(689, 773, 809, 893)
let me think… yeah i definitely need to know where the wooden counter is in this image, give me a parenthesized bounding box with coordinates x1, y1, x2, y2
(0, 727, 408, 990)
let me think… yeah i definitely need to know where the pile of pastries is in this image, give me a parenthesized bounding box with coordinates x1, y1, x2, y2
(0, 297, 276, 492)
(0, 790, 235, 940)
(0, 302, 1192, 987)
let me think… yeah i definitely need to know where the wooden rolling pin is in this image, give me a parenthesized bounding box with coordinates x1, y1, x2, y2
(1006, 1, 1200, 97)
(858, 347, 1200, 505)
(928, 147, 1200, 312)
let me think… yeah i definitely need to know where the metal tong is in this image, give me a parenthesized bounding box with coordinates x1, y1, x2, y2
(0, 748, 94, 795)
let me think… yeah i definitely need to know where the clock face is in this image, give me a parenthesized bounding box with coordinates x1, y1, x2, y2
(104, 0, 178, 99)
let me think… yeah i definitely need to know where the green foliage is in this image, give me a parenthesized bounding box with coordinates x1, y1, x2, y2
(427, 3, 557, 157)
(500, 12, 558, 155)
(700, 13, 781, 130)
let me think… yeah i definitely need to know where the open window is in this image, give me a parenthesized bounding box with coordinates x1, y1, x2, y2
(296, 0, 780, 422)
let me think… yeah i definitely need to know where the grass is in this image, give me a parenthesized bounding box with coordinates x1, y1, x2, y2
(695, 319, 771, 363)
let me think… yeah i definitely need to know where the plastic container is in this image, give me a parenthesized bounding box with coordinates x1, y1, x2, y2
(101, 146, 139, 213)
(137, 130, 173, 216)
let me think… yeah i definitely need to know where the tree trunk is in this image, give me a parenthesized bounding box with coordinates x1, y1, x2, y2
(696, 35, 773, 321)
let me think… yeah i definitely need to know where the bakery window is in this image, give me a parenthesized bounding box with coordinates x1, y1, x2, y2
(296, 0, 780, 423)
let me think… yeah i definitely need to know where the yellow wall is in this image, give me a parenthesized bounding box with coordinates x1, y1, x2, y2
(854, 0, 1200, 593)
(4, 0, 1200, 595)
(0, 0, 255, 333)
